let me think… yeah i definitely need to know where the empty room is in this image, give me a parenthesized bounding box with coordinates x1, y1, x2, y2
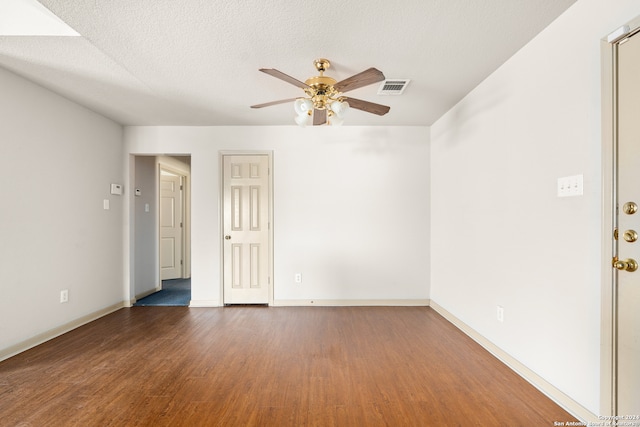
(1, 0, 639, 425)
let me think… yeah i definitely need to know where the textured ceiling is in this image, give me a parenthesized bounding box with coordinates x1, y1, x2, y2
(0, 0, 578, 126)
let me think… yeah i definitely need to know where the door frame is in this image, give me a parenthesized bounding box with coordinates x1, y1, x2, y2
(219, 151, 274, 305)
(600, 15, 640, 416)
(158, 158, 191, 282)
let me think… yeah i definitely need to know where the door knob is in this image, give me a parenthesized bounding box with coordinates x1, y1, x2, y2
(613, 258, 638, 272)
(225, 235, 231, 240)
(623, 229, 638, 243)
(623, 201, 638, 215)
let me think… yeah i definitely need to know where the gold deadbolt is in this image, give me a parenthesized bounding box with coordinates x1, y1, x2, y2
(623, 202, 638, 215)
(623, 229, 638, 243)
(225, 235, 231, 240)
(613, 258, 638, 272)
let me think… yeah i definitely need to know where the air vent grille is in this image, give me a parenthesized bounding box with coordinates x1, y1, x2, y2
(377, 79, 410, 95)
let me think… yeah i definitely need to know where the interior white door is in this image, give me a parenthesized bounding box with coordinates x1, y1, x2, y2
(160, 172, 182, 281)
(223, 155, 270, 304)
(615, 29, 640, 416)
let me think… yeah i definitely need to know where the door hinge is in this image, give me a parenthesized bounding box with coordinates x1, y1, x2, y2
(180, 222, 183, 228)
(180, 259, 183, 265)
(180, 184, 183, 190)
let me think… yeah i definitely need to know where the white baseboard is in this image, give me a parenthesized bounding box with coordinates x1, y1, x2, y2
(0, 302, 125, 362)
(429, 301, 598, 424)
(273, 299, 430, 307)
(189, 299, 221, 307)
(187, 299, 430, 308)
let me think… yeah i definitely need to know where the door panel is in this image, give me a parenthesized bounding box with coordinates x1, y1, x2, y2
(615, 30, 640, 415)
(223, 155, 270, 304)
(160, 173, 182, 280)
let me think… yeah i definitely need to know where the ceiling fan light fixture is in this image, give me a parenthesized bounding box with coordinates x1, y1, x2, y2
(328, 114, 344, 127)
(294, 111, 313, 127)
(294, 98, 314, 115)
(329, 100, 349, 118)
(252, 58, 390, 126)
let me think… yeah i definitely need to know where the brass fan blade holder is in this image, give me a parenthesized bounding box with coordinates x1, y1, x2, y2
(304, 59, 339, 109)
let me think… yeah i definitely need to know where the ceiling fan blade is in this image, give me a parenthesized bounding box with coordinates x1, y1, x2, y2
(259, 68, 310, 89)
(334, 68, 385, 93)
(344, 97, 390, 116)
(251, 98, 298, 109)
(313, 109, 327, 125)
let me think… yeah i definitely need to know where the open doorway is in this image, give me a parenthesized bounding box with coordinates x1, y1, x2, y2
(132, 155, 191, 306)
(159, 167, 188, 281)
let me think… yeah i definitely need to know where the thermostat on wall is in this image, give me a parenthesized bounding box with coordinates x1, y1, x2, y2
(110, 183, 123, 195)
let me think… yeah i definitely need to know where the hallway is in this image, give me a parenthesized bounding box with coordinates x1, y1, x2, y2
(134, 279, 190, 306)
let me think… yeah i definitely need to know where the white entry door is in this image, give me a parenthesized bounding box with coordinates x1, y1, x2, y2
(160, 172, 183, 280)
(614, 28, 640, 416)
(222, 155, 270, 304)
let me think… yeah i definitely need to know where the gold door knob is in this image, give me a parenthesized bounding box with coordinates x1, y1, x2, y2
(623, 230, 638, 243)
(623, 202, 638, 215)
(613, 258, 638, 272)
(225, 235, 231, 240)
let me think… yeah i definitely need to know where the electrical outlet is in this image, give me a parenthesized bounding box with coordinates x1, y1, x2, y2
(60, 289, 69, 303)
(294, 273, 302, 283)
(496, 305, 504, 322)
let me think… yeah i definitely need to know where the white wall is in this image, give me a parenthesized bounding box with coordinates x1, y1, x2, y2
(0, 67, 124, 355)
(125, 126, 430, 305)
(430, 0, 640, 415)
(133, 155, 157, 296)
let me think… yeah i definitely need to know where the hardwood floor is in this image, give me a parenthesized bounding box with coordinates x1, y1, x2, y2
(0, 307, 576, 426)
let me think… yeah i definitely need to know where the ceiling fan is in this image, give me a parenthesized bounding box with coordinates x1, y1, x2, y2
(251, 58, 390, 126)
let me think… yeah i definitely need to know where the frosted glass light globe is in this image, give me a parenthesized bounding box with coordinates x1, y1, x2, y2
(294, 98, 313, 115)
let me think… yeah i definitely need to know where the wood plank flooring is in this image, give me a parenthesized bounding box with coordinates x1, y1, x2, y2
(0, 306, 577, 426)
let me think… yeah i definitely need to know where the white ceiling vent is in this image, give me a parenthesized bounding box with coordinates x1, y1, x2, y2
(377, 79, 410, 95)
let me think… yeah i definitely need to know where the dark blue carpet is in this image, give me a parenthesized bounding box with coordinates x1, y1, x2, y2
(134, 278, 191, 306)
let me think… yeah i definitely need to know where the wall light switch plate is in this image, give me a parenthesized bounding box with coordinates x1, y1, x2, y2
(103, 199, 110, 210)
(557, 174, 583, 197)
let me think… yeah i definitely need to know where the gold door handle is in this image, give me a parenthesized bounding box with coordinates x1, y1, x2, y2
(623, 202, 638, 215)
(623, 229, 638, 242)
(225, 235, 231, 240)
(613, 258, 638, 272)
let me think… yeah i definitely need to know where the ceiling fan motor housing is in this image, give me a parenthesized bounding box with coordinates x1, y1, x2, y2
(304, 75, 340, 110)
